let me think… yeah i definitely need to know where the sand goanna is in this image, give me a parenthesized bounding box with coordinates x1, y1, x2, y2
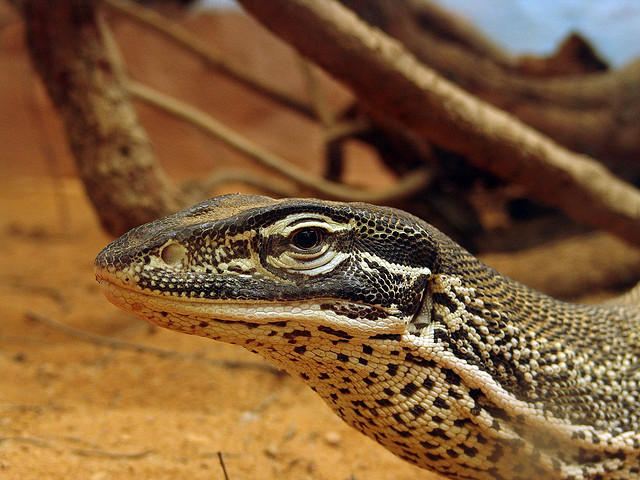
(95, 194, 640, 479)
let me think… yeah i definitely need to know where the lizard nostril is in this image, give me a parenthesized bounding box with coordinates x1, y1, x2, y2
(160, 242, 186, 265)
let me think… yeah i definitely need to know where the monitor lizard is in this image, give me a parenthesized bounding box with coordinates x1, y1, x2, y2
(94, 194, 640, 480)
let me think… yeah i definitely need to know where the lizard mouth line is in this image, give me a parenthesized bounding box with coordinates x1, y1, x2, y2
(94, 265, 289, 308)
(97, 276, 298, 310)
(97, 279, 292, 328)
(96, 276, 372, 316)
(96, 276, 406, 337)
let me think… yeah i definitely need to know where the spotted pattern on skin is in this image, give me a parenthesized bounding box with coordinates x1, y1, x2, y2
(95, 194, 640, 480)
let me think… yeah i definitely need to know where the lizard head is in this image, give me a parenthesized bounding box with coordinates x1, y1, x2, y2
(94, 193, 440, 342)
(95, 194, 640, 479)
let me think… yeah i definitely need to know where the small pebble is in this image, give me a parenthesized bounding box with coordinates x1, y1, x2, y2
(324, 431, 341, 446)
(264, 444, 279, 458)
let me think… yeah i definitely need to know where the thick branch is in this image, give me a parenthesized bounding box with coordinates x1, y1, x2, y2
(22, 0, 180, 236)
(339, 0, 515, 69)
(481, 233, 640, 301)
(237, 0, 640, 245)
(340, 0, 640, 179)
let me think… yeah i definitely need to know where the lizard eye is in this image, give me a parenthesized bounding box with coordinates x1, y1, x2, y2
(290, 227, 324, 250)
(267, 219, 341, 274)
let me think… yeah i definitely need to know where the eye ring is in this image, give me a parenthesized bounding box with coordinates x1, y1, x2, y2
(290, 227, 324, 250)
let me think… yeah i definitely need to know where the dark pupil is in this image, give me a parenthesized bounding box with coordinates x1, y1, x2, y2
(292, 228, 321, 250)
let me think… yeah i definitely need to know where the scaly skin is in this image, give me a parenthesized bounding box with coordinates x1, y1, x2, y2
(95, 194, 640, 480)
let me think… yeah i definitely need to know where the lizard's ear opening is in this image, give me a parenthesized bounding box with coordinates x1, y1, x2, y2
(160, 242, 187, 266)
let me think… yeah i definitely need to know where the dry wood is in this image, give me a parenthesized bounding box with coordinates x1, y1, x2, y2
(126, 80, 433, 203)
(481, 233, 640, 300)
(21, 0, 180, 236)
(0, 435, 154, 459)
(18, 0, 436, 236)
(340, 0, 640, 179)
(237, 0, 640, 245)
(339, 0, 516, 68)
(103, 0, 316, 118)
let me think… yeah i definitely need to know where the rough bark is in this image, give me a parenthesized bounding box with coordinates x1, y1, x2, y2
(236, 0, 640, 246)
(21, 0, 180, 236)
(482, 233, 640, 301)
(340, 0, 640, 181)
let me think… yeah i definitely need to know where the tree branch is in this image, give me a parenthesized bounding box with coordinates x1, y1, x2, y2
(237, 0, 640, 245)
(103, 0, 316, 118)
(341, 0, 639, 179)
(127, 79, 433, 203)
(21, 0, 180, 236)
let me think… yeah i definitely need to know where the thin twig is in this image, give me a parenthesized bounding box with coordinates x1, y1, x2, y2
(102, 0, 315, 117)
(41, 435, 101, 449)
(105, 0, 435, 200)
(0, 436, 62, 453)
(0, 435, 153, 459)
(325, 118, 371, 143)
(5, 280, 68, 309)
(101, 3, 432, 203)
(73, 448, 154, 459)
(297, 56, 335, 129)
(182, 168, 298, 200)
(126, 80, 433, 203)
(26, 311, 280, 374)
(101, 0, 434, 204)
(96, 5, 128, 81)
(249, 393, 280, 416)
(217, 451, 230, 480)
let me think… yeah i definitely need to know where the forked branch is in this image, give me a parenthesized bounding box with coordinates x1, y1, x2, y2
(126, 80, 433, 203)
(237, 0, 640, 245)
